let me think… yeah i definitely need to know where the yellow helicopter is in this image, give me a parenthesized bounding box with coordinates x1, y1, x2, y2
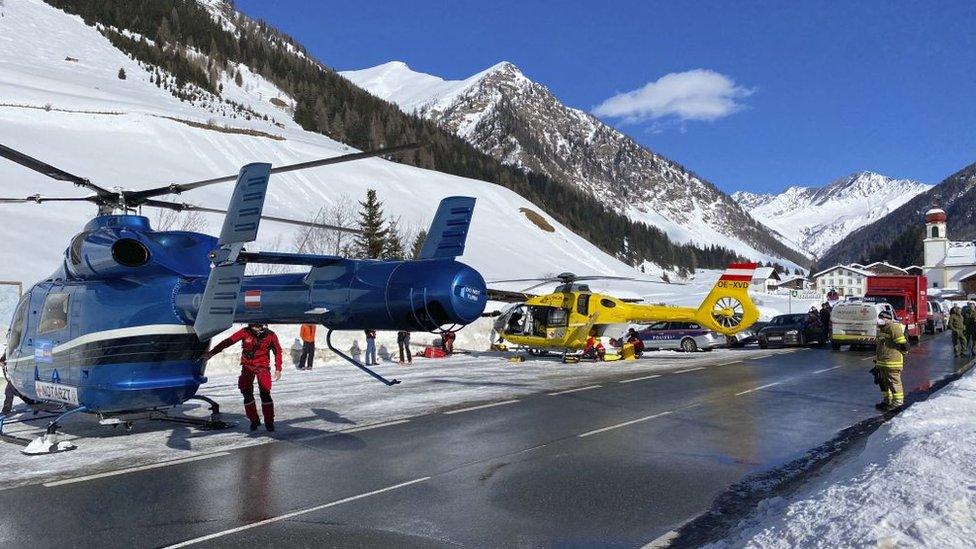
(487, 263, 760, 357)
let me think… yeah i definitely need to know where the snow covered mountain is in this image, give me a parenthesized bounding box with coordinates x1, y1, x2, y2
(341, 61, 807, 266)
(731, 172, 931, 259)
(0, 0, 646, 290)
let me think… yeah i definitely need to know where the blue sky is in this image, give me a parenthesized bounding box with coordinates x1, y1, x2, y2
(236, 0, 976, 195)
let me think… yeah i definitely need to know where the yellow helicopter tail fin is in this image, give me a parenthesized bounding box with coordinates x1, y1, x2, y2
(694, 263, 760, 336)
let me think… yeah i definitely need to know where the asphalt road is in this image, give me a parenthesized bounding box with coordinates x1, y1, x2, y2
(0, 333, 968, 548)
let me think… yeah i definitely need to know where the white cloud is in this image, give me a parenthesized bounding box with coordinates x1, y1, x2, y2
(593, 69, 755, 124)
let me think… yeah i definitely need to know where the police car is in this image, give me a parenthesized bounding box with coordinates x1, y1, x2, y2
(632, 321, 722, 352)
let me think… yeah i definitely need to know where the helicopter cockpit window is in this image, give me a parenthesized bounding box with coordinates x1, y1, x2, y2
(577, 294, 590, 315)
(506, 306, 526, 334)
(6, 298, 28, 350)
(600, 298, 616, 308)
(548, 308, 568, 328)
(38, 293, 69, 334)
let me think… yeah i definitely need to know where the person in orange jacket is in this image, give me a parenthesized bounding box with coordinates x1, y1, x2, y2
(298, 323, 316, 370)
(204, 323, 283, 432)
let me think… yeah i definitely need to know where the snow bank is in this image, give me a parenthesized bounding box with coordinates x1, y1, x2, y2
(710, 363, 976, 548)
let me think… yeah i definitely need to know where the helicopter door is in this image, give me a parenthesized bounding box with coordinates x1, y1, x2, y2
(35, 291, 71, 383)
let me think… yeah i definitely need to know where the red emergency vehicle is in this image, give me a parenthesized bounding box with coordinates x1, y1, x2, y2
(864, 275, 928, 343)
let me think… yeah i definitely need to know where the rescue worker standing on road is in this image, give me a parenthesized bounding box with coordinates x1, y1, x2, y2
(964, 304, 976, 356)
(873, 310, 909, 411)
(948, 306, 967, 357)
(204, 323, 283, 432)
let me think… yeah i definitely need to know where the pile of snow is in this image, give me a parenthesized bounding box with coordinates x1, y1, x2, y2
(732, 172, 931, 258)
(711, 365, 976, 548)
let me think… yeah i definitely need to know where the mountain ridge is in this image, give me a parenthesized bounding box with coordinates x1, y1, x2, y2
(342, 60, 808, 267)
(732, 171, 930, 258)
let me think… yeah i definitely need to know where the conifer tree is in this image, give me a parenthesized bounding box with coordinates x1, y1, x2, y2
(382, 218, 406, 260)
(410, 229, 427, 259)
(117, 67, 126, 79)
(354, 189, 388, 259)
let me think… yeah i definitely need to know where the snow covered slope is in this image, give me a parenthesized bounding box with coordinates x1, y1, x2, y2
(341, 62, 806, 267)
(0, 0, 642, 291)
(732, 172, 930, 258)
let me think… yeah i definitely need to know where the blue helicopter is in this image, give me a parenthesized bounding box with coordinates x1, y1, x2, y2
(0, 143, 488, 454)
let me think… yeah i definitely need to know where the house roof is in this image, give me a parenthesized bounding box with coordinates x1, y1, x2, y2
(863, 261, 908, 274)
(945, 242, 976, 267)
(775, 274, 807, 285)
(752, 267, 781, 282)
(812, 264, 872, 279)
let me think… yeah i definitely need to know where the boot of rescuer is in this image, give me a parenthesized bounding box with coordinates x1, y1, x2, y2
(244, 401, 261, 431)
(263, 402, 275, 432)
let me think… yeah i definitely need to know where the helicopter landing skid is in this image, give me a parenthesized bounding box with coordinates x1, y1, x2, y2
(150, 395, 233, 430)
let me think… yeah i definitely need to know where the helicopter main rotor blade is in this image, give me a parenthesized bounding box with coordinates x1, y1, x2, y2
(143, 199, 363, 234)
(0, 144, 113, 197)
(0, 195, 97, 204)
(125, 143, 419, 204)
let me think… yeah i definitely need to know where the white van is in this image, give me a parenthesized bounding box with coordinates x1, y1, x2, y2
(830, 301, 896, 350)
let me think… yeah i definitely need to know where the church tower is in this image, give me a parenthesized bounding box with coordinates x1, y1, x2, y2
(923, 205, 948, 288)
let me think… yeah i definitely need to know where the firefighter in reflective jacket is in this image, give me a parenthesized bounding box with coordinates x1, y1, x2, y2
(873, 310, 908, 411)
(204, 323, 283, 432)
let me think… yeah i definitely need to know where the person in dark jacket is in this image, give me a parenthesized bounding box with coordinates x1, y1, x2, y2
(204, 323, 283, 431)
(442, 330, 457, 355)
(819, 302, 832, 341)
(397, 331, 412, 364)
(626, 328, 645, 358)
(948, 307, 967, 357)
(965, 304, 976, 356)
(1, 354, 23, 415)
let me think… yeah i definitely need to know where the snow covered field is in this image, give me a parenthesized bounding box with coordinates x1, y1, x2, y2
(710, 360, 976, 548)
(0, 347, 782, 488)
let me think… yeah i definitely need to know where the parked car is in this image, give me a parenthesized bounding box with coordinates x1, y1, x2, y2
(926, 300, 947, 334)
(632, 321, 722, 352)
(758, 313, 824, 348)
(726, 321, 769, 347)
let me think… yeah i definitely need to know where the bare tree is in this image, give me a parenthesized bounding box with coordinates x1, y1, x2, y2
(292, 196, 355, 256)
(152, 208, 208, 232)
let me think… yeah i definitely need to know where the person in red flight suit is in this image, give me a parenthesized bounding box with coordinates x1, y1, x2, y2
(582, 335, 606, 361)
(626, 328, 645, 358)
(204, 323, 283, 432)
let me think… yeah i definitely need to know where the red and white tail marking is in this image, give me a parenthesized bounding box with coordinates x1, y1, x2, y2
(244, 289, 262, 309)
(719, 262, 758, 283)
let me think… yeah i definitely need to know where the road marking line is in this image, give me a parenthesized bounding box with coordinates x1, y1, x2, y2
(618, 374, 662, 384)
(342, 419, 410, 433)
(579, 411, 672, 438)
(163, 477, 430, 548)
(813, 366, 843, 374)
(43, 452, 231, 487)
(752, 354, 773, 359)
(735, 382, 780, 396)
(549, 385, 602, 396)
(443, 400, 520, 415)
(720, 360, 743, 366)
(862, 356, 877, 361)
(673, 367, 706, 374)
(644, 529, 680, 548)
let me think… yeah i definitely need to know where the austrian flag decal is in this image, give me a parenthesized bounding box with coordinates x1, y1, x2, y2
(244, 289, 262, 309)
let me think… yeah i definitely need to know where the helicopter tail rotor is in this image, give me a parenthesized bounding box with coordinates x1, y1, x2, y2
(693, 263, 760, 336)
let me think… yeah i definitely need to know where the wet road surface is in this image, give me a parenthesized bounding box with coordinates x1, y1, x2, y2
(0, 333, 969, 548)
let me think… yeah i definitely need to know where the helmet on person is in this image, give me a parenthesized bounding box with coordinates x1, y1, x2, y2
(878, 310, 893, 320)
